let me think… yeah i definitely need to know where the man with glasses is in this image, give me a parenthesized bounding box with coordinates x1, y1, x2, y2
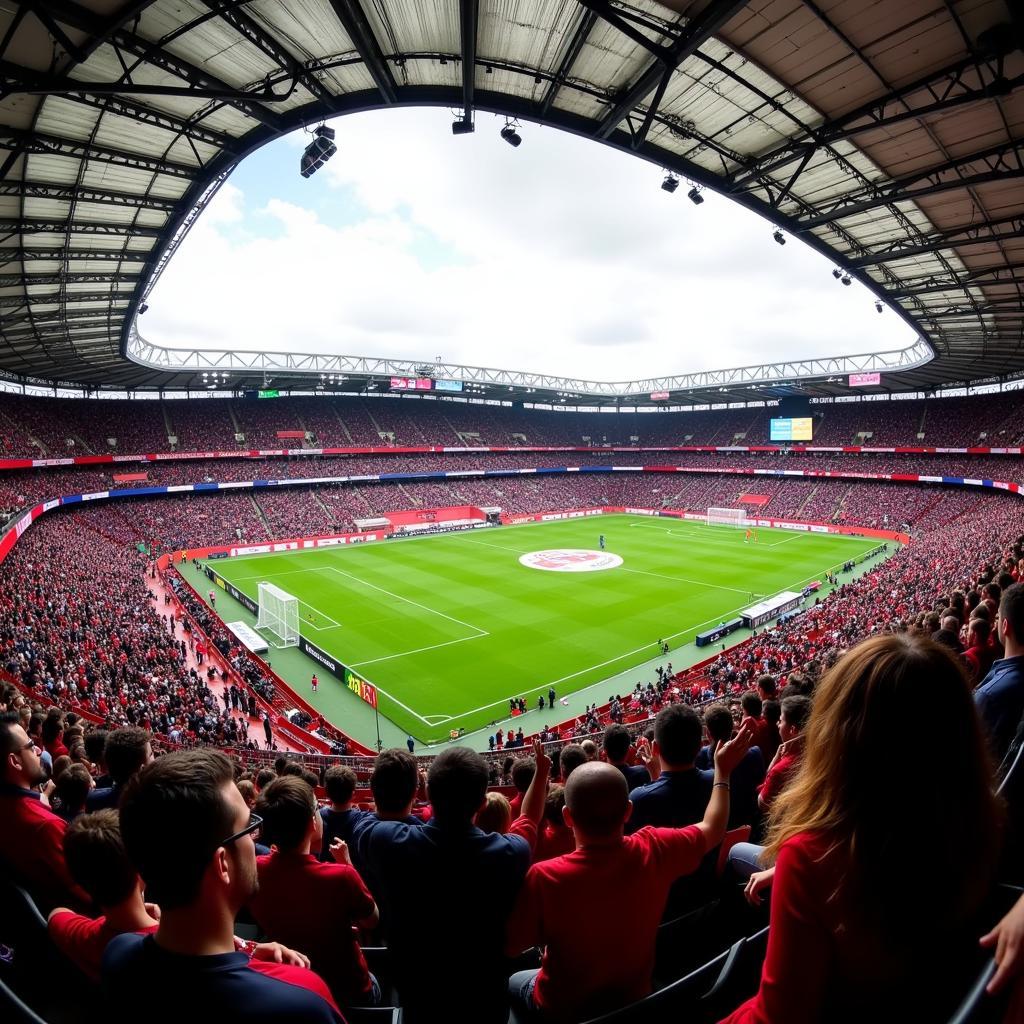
(0, 710, 89, 911)
(103, 749, 343, 1023)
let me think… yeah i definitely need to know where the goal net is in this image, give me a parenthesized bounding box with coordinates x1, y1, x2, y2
(707, 507, 746, 528)
(255, 582, 300, 647)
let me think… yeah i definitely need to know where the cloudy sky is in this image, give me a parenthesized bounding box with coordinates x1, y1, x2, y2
(145, 107, 916, 383)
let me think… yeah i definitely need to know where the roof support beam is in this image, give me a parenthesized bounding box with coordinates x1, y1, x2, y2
(0, 181, 177, 210)
(0, 271, 140, 286)
(591, 0, 748, 142)
(0, 124, 197, 178)
(327, 0, 397, 104)
(25, 0, 285, 130)
(728, 56, 1024, 191)
(849, 215, 1024, 268)
(540, 9, 596, 116)
(797, 142, 1024, 230)
(196, 1, 334, 106)
(0, 289, 127, 308)
(0, 217, 161, 238)
(0, 247, 148, 264)
(455, 0, 478, 129)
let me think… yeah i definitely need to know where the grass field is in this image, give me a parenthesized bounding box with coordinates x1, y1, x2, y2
(209, 514, 886, 743)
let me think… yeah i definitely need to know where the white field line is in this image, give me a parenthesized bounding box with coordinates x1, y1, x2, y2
(325, 566, 489, 638)
(350, 633, 485, 668)
(621, 566, 756, 597)
(464, 537, 529, 555)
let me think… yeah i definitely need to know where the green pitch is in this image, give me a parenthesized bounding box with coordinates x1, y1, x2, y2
(209, 515, 887, 744)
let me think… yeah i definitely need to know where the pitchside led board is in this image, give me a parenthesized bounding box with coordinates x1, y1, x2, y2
(769, 417, 814, 442)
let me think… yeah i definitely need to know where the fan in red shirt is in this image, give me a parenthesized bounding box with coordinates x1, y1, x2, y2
(757, 696, 811, 815)
(249, 775, 380, 1008)
(508, 756, 536, 818)
(0, 712, 89, 911)
(534, 786, 575, 862)
(721, 634, 1001, 1024)
(47, 809, 161, 981)
(506, 721, 754, 1023)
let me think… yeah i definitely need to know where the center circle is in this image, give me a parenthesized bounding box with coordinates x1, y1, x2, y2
(519, 549, 624, 573)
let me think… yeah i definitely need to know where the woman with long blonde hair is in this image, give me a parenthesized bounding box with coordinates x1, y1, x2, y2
(720, 633, 1002, 1023)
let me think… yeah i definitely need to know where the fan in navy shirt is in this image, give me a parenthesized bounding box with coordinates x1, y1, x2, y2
(695, 704, 765, 828)
(351, 742, 550, 1024)
(975, 584, 1024, 763)
(603, 724, 650, 791)
(105, 749, 341, 1024)
(86, 726, 153, 813)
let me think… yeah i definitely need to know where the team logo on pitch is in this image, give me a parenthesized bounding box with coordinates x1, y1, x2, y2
(519, 549, 623, 572)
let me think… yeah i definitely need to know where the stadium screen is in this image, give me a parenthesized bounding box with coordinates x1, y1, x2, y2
(434, 379, 463, 392)
(390, 376, 434, 390)
(770, 416, 813, 442)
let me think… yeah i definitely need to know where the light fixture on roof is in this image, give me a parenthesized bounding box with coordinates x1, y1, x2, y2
(875, 301, 884, 313)
(772, 229, 786, 245)
(832, 268, 843, 280)
(841, 274, 852, 286)
(500, 120, 522, 147)
(686, 186, 704, 205)
(139, 303, 149, 314)
(661, 173, 679, 193)
(300, 125, 337, 178)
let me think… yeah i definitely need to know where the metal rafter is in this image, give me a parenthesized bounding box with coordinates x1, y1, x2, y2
(592, 0, 750, 142)
(849, 215, 1024, 268)
(728, 56, 1023, 192)
(0, 180, 178, 210)
(540, 8, 596, 116)
(456, 0, 478, 128)
(797, 142, 1024, 230)
(0, 217, 161, 238)
(27, 0, 285, 129)
(0, 246, 148, 263)
(326, 0, 397, 104)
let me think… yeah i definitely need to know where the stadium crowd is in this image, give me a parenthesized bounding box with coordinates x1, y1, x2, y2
(3, 389, 1024, 457)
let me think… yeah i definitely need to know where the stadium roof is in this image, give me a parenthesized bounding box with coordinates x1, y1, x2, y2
(0, 0, 1021, 403)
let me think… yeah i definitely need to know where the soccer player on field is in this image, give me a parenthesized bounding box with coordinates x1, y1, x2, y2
(745, 529, 751, 544)
(311, 675, 319, 694)
(599, 534, 606, 550)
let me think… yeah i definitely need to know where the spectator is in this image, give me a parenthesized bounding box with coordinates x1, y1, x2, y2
(47, 810, 161, 980)
(250, 776, 380, 1008)
(476, 791, 513, 835)
(602, 724, 650, 792)
(87, 726, 154, 812)
(558, 743, 587, 782)
(962, 617, 997, 685)
(351, 741, 550, 1024)
(535, 785, 574, 862)
(42, 709, 69, 759)
(83, 729, 110, 785)
(105, 749, 343, 1023)
(697, 703, 766, 827)
(757, 695, 812, 815)
(318, 765, 359, 860)
(510, 756, 536, 816)
(740, 691, 771, 753)
(721, 635, 1001, 1023)
(628, 705, 713, 832)
(759, 699, 782, 763)
(975, 583, 1024, 762)
(0, 711, 89, 911)
(506, 724, 753, 1021)
(52, 762, 95, 822)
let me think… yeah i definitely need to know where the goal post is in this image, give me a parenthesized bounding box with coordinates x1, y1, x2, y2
(255, 582, 300, 647)
(707, 507, 747, 528)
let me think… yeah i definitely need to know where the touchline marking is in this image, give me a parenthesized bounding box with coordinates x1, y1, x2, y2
(325, 567, 489, 638)
(351, 633, 486, 668)
(464, 537, 526, 555)
(621, 566, 754, 596)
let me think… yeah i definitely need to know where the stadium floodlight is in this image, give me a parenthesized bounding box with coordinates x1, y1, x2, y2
(687, 186, 704, 204)
(661, 173, 679, 193)
(832, 268, 843, 280)
(773, 229, 786, 245)
(875, 301, 884, 313)
(500, 122, 522, 147)
(841, 274, 852, 286)
(452, 118, 474, 135)
(300, 125, 337, 178)
(139, 302, 149, 314)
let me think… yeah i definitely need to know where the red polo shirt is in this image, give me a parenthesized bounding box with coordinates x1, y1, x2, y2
(0, 785, 89, 911)
(506, 825, 707, 1021)
(49, 910, 158, 982)
(249, 849, 375, 1005)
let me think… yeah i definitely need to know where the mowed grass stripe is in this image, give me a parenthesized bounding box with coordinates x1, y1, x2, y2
(215, 516, 882, 741)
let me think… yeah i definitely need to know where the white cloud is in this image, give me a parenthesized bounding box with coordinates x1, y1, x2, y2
(145, 108, 917, 381)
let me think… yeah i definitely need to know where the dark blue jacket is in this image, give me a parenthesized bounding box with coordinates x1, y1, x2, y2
(975, 655, 1024, 762)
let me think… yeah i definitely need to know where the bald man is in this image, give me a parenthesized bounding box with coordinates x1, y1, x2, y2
(506, 721, 754, 1022)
